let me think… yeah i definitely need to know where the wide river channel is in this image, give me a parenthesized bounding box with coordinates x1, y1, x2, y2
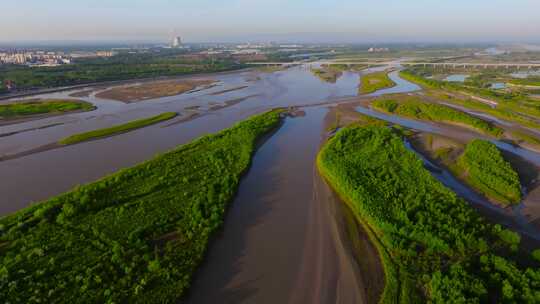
(1, 65, 539, 303)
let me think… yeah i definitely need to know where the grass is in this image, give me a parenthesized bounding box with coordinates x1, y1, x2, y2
(58, 112, 178, 145)
(317, 124, 540, 303)
(457, 139, 522, 206)
(372, 97, 504, 137)
(0, 99, 95, 119)
(359, 71, 396, 94)
(0, 109, 284, 303)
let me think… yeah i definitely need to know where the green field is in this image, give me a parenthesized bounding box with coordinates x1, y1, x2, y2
(317, 125, 540, 303)
(457, 140, 522, 205)
(58, 112, 178, 145)
(372, 98, 504, 137)
(0, 99, 95, 119)
(0, 109, 283, 303)
(359, 71, 396, 94)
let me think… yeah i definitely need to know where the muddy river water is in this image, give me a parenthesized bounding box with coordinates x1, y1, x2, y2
(0, 66, 363, 212)
(1, 65, 539, 303)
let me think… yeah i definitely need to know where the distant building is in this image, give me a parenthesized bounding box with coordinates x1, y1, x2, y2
(172, 36, 182, 48)
(368, 47, 390, 53)
(232, 49, 262, 55)
(96, 51, 116, 57)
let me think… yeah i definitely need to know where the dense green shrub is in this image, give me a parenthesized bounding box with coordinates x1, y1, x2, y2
(317, 125, 539, 303)
(458, 139, 522, 205)
(0, 109, 283, 303)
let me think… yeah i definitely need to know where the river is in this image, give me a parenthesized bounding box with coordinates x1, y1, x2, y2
(0, 66, 361, 214)
(1, 64, 535, 303)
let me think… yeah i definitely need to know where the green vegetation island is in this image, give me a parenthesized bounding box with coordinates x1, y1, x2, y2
(359, 71, 396, 94)
(317, 125, 540, 303)
(409, 133, 524, 208)
(0, 109, 284, 303)
(58, 112, 178, 145)
(457, 140, 522, 206)
(0, 99, 95, 119)
(371, 97, 504, 137)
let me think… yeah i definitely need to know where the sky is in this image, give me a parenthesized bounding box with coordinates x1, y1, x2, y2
(2, 0, 540, 43)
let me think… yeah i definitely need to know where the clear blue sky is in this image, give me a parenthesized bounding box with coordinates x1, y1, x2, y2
(2, 0, 539, 43)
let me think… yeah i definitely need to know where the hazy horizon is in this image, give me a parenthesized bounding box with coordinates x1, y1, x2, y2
(2, 0, 540, 44)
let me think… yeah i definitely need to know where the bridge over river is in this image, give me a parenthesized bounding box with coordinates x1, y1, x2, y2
(247, 60, 540, 69)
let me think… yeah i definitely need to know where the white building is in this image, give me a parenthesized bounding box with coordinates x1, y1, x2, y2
(172, 36, 182, 48)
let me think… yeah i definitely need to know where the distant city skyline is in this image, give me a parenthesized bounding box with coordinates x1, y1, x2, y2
(1, 0, 540, 43)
